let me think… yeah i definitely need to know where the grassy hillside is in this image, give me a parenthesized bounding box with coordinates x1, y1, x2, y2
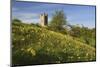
(12, 22, 96, 66)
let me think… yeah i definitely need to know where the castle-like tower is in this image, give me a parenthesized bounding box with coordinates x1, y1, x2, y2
(40, 13, 48, 26)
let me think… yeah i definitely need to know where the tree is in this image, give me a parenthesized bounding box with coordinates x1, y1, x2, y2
(12, 19, 21, 23)
(69, 24, 96, 47)
(70, 25, 81, 37)
(50, 10, 67, 31)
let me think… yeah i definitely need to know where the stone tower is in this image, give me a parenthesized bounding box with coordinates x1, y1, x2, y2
(40, 13, 48, 26)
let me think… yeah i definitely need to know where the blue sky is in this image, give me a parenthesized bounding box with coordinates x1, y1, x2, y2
(12, 1, 96, 28)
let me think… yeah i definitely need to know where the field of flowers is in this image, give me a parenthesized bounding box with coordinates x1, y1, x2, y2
(12, 22, 96, 66)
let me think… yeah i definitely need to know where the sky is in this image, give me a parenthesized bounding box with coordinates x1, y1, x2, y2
(12, 0, 96, 28)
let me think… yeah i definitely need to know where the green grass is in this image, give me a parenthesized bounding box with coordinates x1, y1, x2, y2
(12, 22, 96, 66)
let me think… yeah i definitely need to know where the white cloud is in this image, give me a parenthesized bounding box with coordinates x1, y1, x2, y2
(19, 13, 39, 18)
(13, 12, 39, 18)
(12, 7, 19, 11)
(12, 12, 40, 23)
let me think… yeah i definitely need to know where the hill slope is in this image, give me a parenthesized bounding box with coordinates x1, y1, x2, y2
(12, 22, 96, 66)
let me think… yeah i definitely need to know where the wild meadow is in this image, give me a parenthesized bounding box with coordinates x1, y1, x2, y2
(12, 10, 96, 66)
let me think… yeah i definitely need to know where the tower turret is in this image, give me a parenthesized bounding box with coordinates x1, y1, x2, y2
(40, 13, 48, 26)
